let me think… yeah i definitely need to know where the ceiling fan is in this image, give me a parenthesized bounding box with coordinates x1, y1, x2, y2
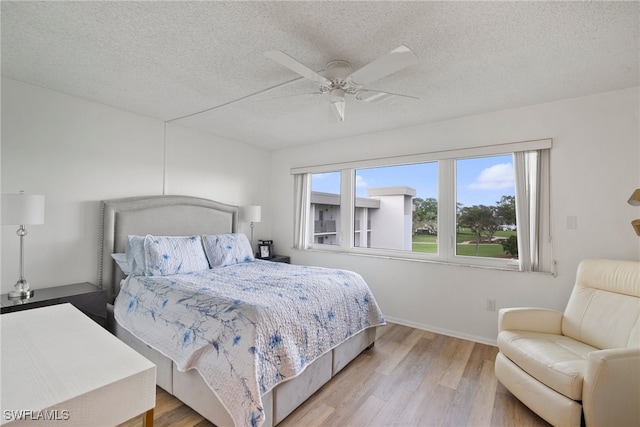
(264, 45, 419, 121)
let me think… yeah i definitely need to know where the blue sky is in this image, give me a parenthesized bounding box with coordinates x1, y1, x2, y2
(311, 154, 515, 208)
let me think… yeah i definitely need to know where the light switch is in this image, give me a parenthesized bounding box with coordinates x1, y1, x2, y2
(567, 215, 578, 230)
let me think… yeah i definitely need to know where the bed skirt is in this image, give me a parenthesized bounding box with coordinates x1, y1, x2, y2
(109, 306, 376, 426)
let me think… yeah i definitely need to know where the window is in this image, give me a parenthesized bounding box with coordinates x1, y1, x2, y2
(354, 163, 438, 252)
(456, 155, 516, 259)
(310, 172, 341, 246)
(292, 139, 553, 272)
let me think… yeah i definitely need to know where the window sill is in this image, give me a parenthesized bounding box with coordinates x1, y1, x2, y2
(297, 246, 528, 273)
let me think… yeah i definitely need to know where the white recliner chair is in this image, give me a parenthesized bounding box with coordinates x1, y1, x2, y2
(495, 259, 640, 427)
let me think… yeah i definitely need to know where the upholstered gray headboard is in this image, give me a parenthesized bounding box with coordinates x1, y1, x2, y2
(99, 195, 238, 303)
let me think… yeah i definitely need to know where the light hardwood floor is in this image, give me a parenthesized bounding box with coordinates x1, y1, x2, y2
(120, 323, 551, 427)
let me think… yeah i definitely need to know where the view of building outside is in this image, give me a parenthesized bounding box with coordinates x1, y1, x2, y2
(356, 164, 434, 251)
(310, 154, 517, 259)
(310, 172, 341, 245)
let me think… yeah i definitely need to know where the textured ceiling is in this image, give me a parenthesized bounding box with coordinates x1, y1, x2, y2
(2, 1, 638, 150)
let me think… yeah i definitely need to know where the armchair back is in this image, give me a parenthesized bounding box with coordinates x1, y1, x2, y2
(562, 259, 640, 350)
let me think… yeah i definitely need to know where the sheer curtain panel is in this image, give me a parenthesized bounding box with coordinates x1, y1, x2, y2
(293, 173, 310, 249)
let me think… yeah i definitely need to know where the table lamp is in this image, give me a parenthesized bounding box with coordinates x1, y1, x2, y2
(2, 191, 45, 299)
(242, 205, 261, 253)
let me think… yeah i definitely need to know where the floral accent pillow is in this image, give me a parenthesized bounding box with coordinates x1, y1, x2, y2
(202, 233, 255, 267)
(143, 235, 209, 276)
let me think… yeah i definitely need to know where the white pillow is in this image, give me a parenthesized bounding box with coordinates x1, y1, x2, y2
(144, 235, 209, 276)
(111, 253, 131, 276)
(125, 235, 147, 277)
(202, 233, 254, 267)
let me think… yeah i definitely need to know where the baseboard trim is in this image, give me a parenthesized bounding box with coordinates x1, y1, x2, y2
(383, 316, 498, 347)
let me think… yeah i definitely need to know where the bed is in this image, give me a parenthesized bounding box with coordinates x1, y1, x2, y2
(98, 195, 384, 427)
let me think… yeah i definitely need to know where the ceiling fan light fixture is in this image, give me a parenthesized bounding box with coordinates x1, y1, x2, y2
(330, 88, 345, 102)
(332, 101, 345, 122)
(330, 88, 346, 121)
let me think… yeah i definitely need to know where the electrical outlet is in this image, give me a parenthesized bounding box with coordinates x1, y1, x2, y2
(486, 299, 496, 312)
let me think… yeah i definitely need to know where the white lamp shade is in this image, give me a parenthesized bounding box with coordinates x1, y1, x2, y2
(243, 205, 261, 223)
(2, 193, 45, 225)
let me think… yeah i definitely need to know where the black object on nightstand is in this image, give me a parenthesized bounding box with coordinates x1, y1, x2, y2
(266, 255, 290, 264)
(0, 282, 107, 327)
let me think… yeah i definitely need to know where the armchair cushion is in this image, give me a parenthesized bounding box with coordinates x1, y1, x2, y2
(498, 330, 598, 400)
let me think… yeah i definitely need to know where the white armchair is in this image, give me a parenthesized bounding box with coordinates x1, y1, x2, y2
(495, 259, 640, 427)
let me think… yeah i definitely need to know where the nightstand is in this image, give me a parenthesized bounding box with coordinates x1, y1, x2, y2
(266, 255, 290, 264)
(0, 282, 107, 327)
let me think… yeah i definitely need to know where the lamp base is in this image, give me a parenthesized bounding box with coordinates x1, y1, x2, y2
(8, 289, 34, 300)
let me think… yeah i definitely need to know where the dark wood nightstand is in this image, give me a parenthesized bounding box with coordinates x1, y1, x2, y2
(266, 255, 290, 264)
(1, 282, 107, 327)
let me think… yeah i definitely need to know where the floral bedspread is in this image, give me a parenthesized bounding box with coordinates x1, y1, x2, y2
(114, 260, 385, 427)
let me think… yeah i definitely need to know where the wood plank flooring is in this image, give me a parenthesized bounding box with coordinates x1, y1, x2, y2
(119, 323, 551, 427)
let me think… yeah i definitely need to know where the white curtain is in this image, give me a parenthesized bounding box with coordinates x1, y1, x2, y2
(293, 173, 311, 249)
(514, 149, 554, 273)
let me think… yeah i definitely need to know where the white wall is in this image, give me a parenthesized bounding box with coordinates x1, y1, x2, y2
(1, 78, 271, 292)
(270, 87, 640, 344)
(3, 77, 638, 344)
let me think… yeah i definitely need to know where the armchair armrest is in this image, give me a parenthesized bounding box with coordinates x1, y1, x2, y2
(583, 347, 640, 427)
(498, 307, 563, 334)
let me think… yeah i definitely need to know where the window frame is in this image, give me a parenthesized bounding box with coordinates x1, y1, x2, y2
(292, 139, 552, 271)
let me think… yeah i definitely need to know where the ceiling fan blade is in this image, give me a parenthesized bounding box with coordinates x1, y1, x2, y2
(255, 92, 323, 103)
(347, 45, 418, 87)
(355, 89, 419, 103)
(265, 50, 331, 86)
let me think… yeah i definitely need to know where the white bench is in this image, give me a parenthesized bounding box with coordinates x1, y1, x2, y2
(1, 303, 156, 426)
